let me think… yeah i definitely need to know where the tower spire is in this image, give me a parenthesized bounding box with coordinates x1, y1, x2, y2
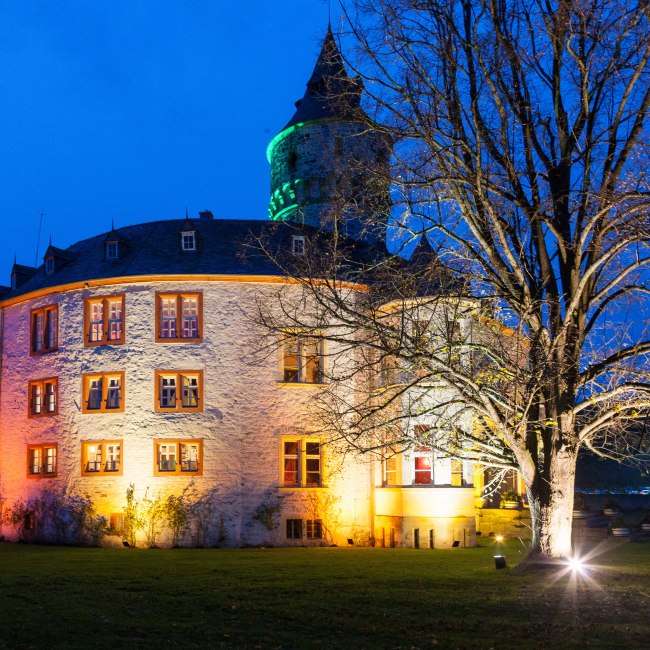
(283, 26, 363, 130)
(268, 25, 392, 243)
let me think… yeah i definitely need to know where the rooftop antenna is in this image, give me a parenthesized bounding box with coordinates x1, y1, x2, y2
(34, 209, 45, 266)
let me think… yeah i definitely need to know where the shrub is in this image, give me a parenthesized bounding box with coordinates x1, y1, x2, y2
(3, 485, 107, 545)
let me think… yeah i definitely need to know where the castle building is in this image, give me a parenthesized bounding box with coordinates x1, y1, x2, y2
(0, 27, 521, 548)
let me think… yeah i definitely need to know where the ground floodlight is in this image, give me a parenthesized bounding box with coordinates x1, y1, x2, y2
(567, 556, 585, 574)
(494, 555, 507, 569)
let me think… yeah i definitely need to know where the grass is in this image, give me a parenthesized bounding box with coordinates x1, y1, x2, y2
(0, 540, 648, 649)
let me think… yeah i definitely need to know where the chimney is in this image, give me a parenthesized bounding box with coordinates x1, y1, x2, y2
(199, 210, 214, 220)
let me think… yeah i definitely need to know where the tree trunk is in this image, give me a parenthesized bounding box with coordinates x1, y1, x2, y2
(526, 447, 577, 559)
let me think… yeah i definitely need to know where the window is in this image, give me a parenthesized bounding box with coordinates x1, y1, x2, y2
(291, 235, 305, 255)
(155, 370, 203, 412)
(110, 513, 125, 534)
(285, 518, 322, 540)
(281, 333, 323, 384)
(81, 440, 122, 476)
(181, 231, 196, 251)
(105, 241, 119, 259)
(82, 372, 125, 413)
(154, 440, 203, 476)
(27, 444, 57, 478)
(383, 456, 397, 486)
(281, 439, 322, 487)
(155, 293, 203, 343)
(28, 378, 58, 417)
(451, 458, 463, 487)
(45, 257, 55, 275)
(414, 447, 433, 485)
(306, 519, 322, 539)
(286, 518, 302, 539)
(30, 304, 58, 355)
(84, 295, 125, 346)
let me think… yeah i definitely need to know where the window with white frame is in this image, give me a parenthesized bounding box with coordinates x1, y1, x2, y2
(82, 372, 124, 413)
(413, 447, 433, 485)
(155, 371, 203, 412)
(28, 378, 58, 417)
(156, 293, 202, 342)
(27, 444, 57, 478)
(30, 304, 58, 355)
(105, 241, 119, 259)
(281, 333, 323, 384)
(154, 440, 202, 475)
(291, 235, 305, 255)
(281, 439, 322, 487)
(181, 231, 196, 251)
(85, 295, 125, 346)
(81, 440, 122, 475)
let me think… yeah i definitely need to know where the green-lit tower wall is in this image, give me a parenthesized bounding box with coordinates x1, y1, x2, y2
(268, 119, 390, 241)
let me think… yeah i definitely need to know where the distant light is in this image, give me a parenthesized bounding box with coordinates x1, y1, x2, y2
(495, 535, 504, 543)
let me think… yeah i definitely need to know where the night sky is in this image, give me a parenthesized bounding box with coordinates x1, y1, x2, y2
(0, 1, 333, 284)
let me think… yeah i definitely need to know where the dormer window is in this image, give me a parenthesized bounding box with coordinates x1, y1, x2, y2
(105, 241, 119, 260)
(292, 236, 305, 255)
(45, 257, 55, 276)
(181, 231, 196, 252)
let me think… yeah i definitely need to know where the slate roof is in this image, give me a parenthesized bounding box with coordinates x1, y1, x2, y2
(284, 25, 366, 130)
(2, 218, 382, 301)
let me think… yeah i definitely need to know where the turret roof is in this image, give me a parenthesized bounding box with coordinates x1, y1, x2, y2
(284, 25, 365, 129)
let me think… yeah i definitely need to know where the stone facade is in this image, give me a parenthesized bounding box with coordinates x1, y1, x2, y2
(0, 275, 373, 547)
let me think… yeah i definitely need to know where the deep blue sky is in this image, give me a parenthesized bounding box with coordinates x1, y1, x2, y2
(0, 1, 333, 284)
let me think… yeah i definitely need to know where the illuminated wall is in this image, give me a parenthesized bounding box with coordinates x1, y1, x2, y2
(0, 277, 373, 546)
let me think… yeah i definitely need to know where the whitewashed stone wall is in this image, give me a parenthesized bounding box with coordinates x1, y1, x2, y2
(0, 278, 373, 546)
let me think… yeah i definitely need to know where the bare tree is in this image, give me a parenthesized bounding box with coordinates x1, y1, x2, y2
(252, 0, 650, 560)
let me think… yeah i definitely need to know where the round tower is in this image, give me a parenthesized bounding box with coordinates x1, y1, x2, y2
(267, 26, 391, 242)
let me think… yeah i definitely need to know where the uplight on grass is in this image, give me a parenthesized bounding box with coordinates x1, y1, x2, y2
(567, 556, 585, 575)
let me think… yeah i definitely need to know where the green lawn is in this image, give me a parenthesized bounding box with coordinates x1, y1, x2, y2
(0, 540, 648, 649)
